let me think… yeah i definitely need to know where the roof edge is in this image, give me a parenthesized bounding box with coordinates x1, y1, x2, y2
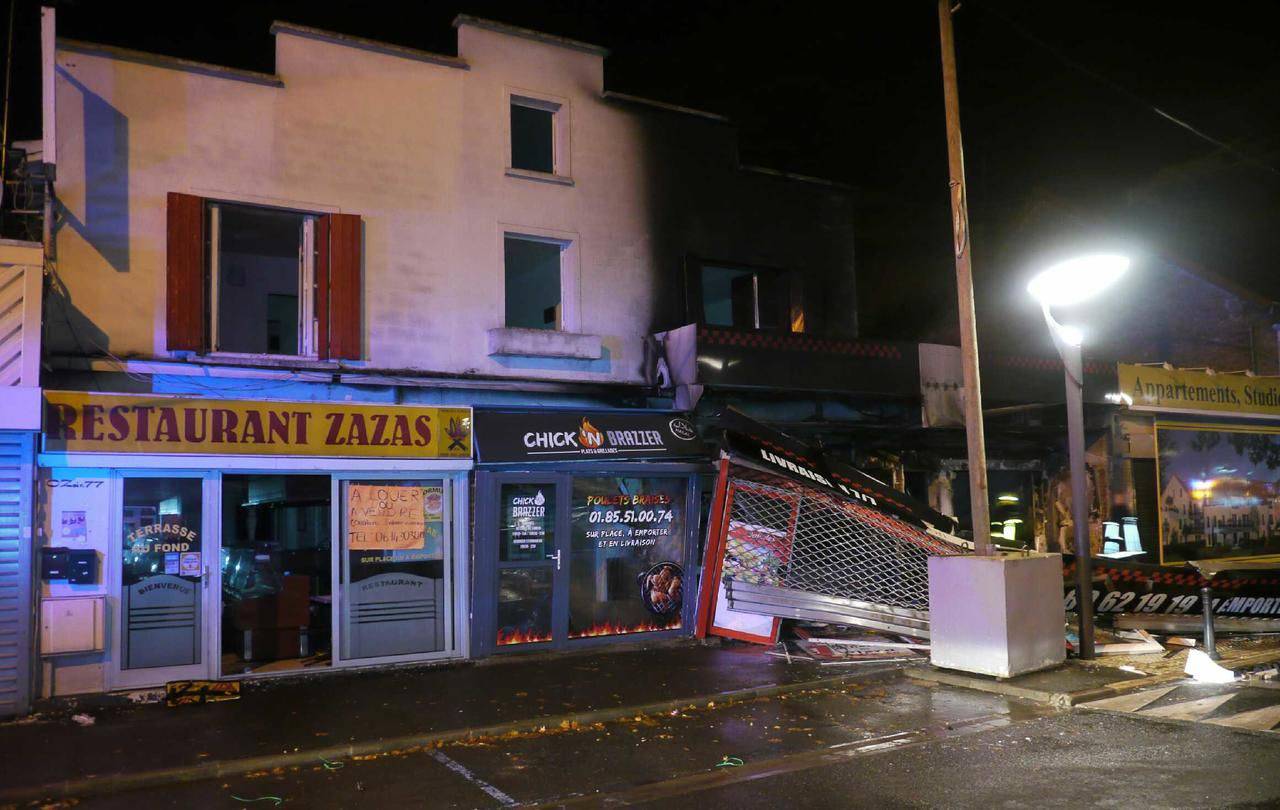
(270, 21, 469, 70)
(452, 14, 609, 57)
(739, 163, 856, 193)
(57, 38, 283, 87)
(601, 91, 729, 124)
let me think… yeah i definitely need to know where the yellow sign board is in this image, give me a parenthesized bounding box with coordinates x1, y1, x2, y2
(1118, 364, 1280, 418)
(43, 392, 472, 458)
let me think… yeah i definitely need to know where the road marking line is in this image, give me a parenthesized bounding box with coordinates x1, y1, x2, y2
(1204, 703, 1280, 732)
(536, 713, 1016, 807)
(1079, 686, 1177, 714)
(430, 750, 517, 806)
(1139, 693, 1237, 721)
(829, 730, 915, 749)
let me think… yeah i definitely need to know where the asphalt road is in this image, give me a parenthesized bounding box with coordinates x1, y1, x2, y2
(63, 678, 1280, 809)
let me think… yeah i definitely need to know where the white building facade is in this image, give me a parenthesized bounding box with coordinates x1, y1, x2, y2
(33, 15, 857, 698)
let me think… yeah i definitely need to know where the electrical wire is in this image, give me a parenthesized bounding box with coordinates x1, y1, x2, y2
(974, 1, 1280, 178)
(0, 0, 15, 211)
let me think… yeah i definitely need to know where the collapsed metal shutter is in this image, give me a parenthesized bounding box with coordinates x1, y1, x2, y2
(0, 431, 35, 717)
(718, 467, 966, 637)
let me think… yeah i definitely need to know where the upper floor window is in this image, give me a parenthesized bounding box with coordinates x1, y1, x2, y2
(510, 100, 555, 174)
(507, 92, 571, 182)
(504, 234, 565, 330)
(209, 203, 314, 356)
(165, 193, 364, 360)
(687, 258, 793, 332)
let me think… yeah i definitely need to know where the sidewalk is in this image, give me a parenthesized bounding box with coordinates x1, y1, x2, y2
(907, 643, 1280, 707)
(0, 641, 897, 801)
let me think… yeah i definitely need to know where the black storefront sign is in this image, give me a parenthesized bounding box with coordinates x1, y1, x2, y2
(474, 409, 704, 463)
(1067, 556, 1280, 619)
(718, 408, 959, 535)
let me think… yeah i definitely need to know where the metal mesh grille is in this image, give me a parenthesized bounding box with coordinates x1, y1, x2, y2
(722, 472, 965, 611)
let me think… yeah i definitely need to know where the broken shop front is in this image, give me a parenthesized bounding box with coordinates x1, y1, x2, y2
(695, 410, 968, 644)
(37, 392, 473, 695)
(470, 409, 708, 656)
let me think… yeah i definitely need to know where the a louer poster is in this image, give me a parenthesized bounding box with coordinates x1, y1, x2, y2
(346, 484, 440, 554)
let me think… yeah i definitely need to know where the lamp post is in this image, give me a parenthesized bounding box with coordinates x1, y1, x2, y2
(1027, 254, 1129, 660)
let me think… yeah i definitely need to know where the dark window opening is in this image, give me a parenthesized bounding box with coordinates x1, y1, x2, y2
(511, 102, 555, 173)
(698, 263, 786, 330)
(505, 236, 563, 330)
(213, 204, 306, 355)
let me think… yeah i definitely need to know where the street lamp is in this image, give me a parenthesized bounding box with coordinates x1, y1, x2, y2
(1027, 253, 1129, 660)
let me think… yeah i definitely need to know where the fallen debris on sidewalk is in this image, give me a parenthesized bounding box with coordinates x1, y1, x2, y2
(1186, 649, 1237, 684)
(763, 622, 928, 665)
(1115, 614, 1280, 636)
(1067, 625, 1166, 657)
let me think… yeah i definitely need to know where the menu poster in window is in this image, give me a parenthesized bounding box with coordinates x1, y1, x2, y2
(500, 484, 554, 562)
(569, 477, 687, 638)
(346, 484, 440, 556)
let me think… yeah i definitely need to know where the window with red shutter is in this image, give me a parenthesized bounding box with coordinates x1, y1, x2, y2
(167, 194, 362, 361)
(166, 192, 207, 351)
(321, 213, 363, 360)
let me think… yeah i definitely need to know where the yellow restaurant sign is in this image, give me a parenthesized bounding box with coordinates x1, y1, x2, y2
(43, 392, 472, 458)
(1118, 363, 1280, 418)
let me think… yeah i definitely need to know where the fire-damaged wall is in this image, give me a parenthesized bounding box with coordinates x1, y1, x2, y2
(47, 17, 856, 388)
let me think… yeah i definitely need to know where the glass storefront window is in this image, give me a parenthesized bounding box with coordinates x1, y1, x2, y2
(568, 477, 686, 638)
(341, 480, 450, 660)
(220, 474, 331, 675)
(121, 477, 203, 670)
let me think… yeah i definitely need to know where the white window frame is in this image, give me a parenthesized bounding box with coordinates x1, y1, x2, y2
(505, 88, 572, 183)
(501, 225, 581, 334)
(208, 201, 319, 360)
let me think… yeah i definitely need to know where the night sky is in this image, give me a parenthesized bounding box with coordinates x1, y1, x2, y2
(5, 0, 1279, 347)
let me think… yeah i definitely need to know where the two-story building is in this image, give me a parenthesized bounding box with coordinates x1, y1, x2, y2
(29, 13, 859, 700)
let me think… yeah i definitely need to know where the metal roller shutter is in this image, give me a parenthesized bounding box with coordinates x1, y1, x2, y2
(0, 431, 35, 717)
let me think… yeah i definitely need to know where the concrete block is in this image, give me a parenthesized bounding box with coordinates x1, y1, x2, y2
(487, 327, 602, 359)
(928, 553, 1066, 678)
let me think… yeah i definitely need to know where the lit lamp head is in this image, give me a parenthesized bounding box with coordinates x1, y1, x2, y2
(1027, 254, 1129, 347)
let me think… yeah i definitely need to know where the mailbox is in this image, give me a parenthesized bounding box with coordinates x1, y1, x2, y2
(40, 547, 71, 580)
(68, 549, 98, 584)
(41, 547, 98, 584)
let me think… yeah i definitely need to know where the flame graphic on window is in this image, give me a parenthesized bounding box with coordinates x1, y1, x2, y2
(579, 417, 604, 448)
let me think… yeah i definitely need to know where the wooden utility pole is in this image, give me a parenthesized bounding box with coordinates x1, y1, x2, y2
(937, 0, 993, 554)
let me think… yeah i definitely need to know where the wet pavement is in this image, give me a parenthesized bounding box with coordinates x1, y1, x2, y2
(54, 676, 1280, 809)
(69, 678, 1029, 808)
(0, 642, 872, 792)
(1080, 680, 1280, 732)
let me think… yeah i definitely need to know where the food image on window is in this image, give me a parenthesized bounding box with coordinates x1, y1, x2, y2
(638, 562, 683, 616)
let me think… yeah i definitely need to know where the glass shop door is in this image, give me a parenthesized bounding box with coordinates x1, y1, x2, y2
(487, 474, 568, 651)
(110, 472, 214, 689)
